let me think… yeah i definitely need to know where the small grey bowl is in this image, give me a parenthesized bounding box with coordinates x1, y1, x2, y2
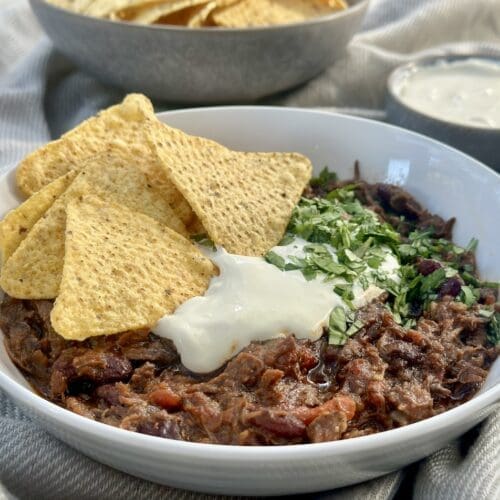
(386, 54, 500, 171)
(30, 0, 369, 104)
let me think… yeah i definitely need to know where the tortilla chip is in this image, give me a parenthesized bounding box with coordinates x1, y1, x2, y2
(15, 94, 194, 226)
(155, 3, 208, 25)
(157, 0, 224, 26)
(150, 122, 312, 256)
(0, 171, 77, 267)
(119, 0, 210, 24)
(49, 0, 347, 25)
(85, 0, 162, 17)
(190, 0, 240, 26)
(1, 158, 188, 299)
(50, 196, 215, 340)
(75, 152, 188, 236)
(0, 194, 69, 299)
(212, 0, 343, 27)
(46, 0, 95, 12)
(186, 0, 220, 26)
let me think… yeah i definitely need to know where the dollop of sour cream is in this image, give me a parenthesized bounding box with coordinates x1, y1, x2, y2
(396, 58, 500, 128)
(154, 245, 343, 373)
(153, 238, 400, 374)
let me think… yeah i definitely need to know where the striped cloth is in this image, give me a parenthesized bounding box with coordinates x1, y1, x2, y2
(0, 1, 499, 499)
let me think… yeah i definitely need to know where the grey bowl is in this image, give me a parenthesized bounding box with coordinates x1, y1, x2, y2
(30, 0, 369, 103)
(386, 54, 500, 171)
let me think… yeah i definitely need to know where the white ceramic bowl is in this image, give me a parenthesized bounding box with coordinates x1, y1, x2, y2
(386, 54, 500, 171)
(0, 107, 499, 496)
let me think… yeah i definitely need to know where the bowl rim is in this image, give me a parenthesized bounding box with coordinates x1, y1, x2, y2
(387, 52, 500, 133)
(30, 0, 370, 34)
(1, 339, 500, 460)
(0, 105, 499, 461)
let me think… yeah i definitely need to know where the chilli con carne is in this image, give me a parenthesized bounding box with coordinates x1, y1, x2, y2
(1, 174, 498, 445)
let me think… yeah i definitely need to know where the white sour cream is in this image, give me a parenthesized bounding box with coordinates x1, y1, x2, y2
(153, 238, 401, 373)
(154, 246, 344, 373)
(396, 58, 500, 128)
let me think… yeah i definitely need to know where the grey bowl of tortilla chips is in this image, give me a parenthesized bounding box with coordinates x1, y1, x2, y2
(29, 0, 369, 103)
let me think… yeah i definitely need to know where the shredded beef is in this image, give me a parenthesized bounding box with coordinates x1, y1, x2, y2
(1, 180, 497, 445)
(1, 295, 496, 445)
(306, 178, 456, 239)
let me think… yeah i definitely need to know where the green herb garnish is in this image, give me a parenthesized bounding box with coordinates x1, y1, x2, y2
(264, 172, 499, 346)
(310, 167, 337, 189)
(328, 306, 364, 345)
(460, 286, 477, 307)
(191, 233, 216, 250)
(487, 312, 500, 345)
(328, 306, 347, 345)
(264, 251, 286, 270)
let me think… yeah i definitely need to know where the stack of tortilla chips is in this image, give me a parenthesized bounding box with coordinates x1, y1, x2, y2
(0, 94, 312, 341)
(48, 0, 348, 27)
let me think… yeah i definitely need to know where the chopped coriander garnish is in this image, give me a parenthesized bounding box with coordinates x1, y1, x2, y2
(328, 306, 347, 345)
(465, 237, 479, 253)
(310, 167, 337, 189)
(263, 172, 499, 346)
(281, 190, 401, 308)
(460, 286, 476, 307)
(481, 281, 500, 290)
(277, 234, 295, 246)
(486, 312, 500, 345)
(264, 251, 286, 270)
(328, 307, 364, 345)
(191, 233, 215, 250)
(420, 268, 446, 295)
(346, 318, 364, 337)
(478, 308, 494, 319)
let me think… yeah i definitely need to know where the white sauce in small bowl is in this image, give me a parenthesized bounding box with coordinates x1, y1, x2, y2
(395, 58, 500, 128)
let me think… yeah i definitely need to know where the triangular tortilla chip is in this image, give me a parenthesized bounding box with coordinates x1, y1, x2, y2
(15, 94, 194, 226)
(0, 171, 77, 267)
(1, 194, 68, 299)
(212, 0, 343, 27)
(47, 0, 94, 12)
(186, 1, 216, 26)
(86, 0, 167, 17)
(51, 196, 215, 340)
(1, 156, 188, 299)
(184, 0, 239, 26)
(117, 0, 211, 24)
(149, 122, 312, 256)
(158, 1, 228, 26)
(76, 151, 188, 236)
